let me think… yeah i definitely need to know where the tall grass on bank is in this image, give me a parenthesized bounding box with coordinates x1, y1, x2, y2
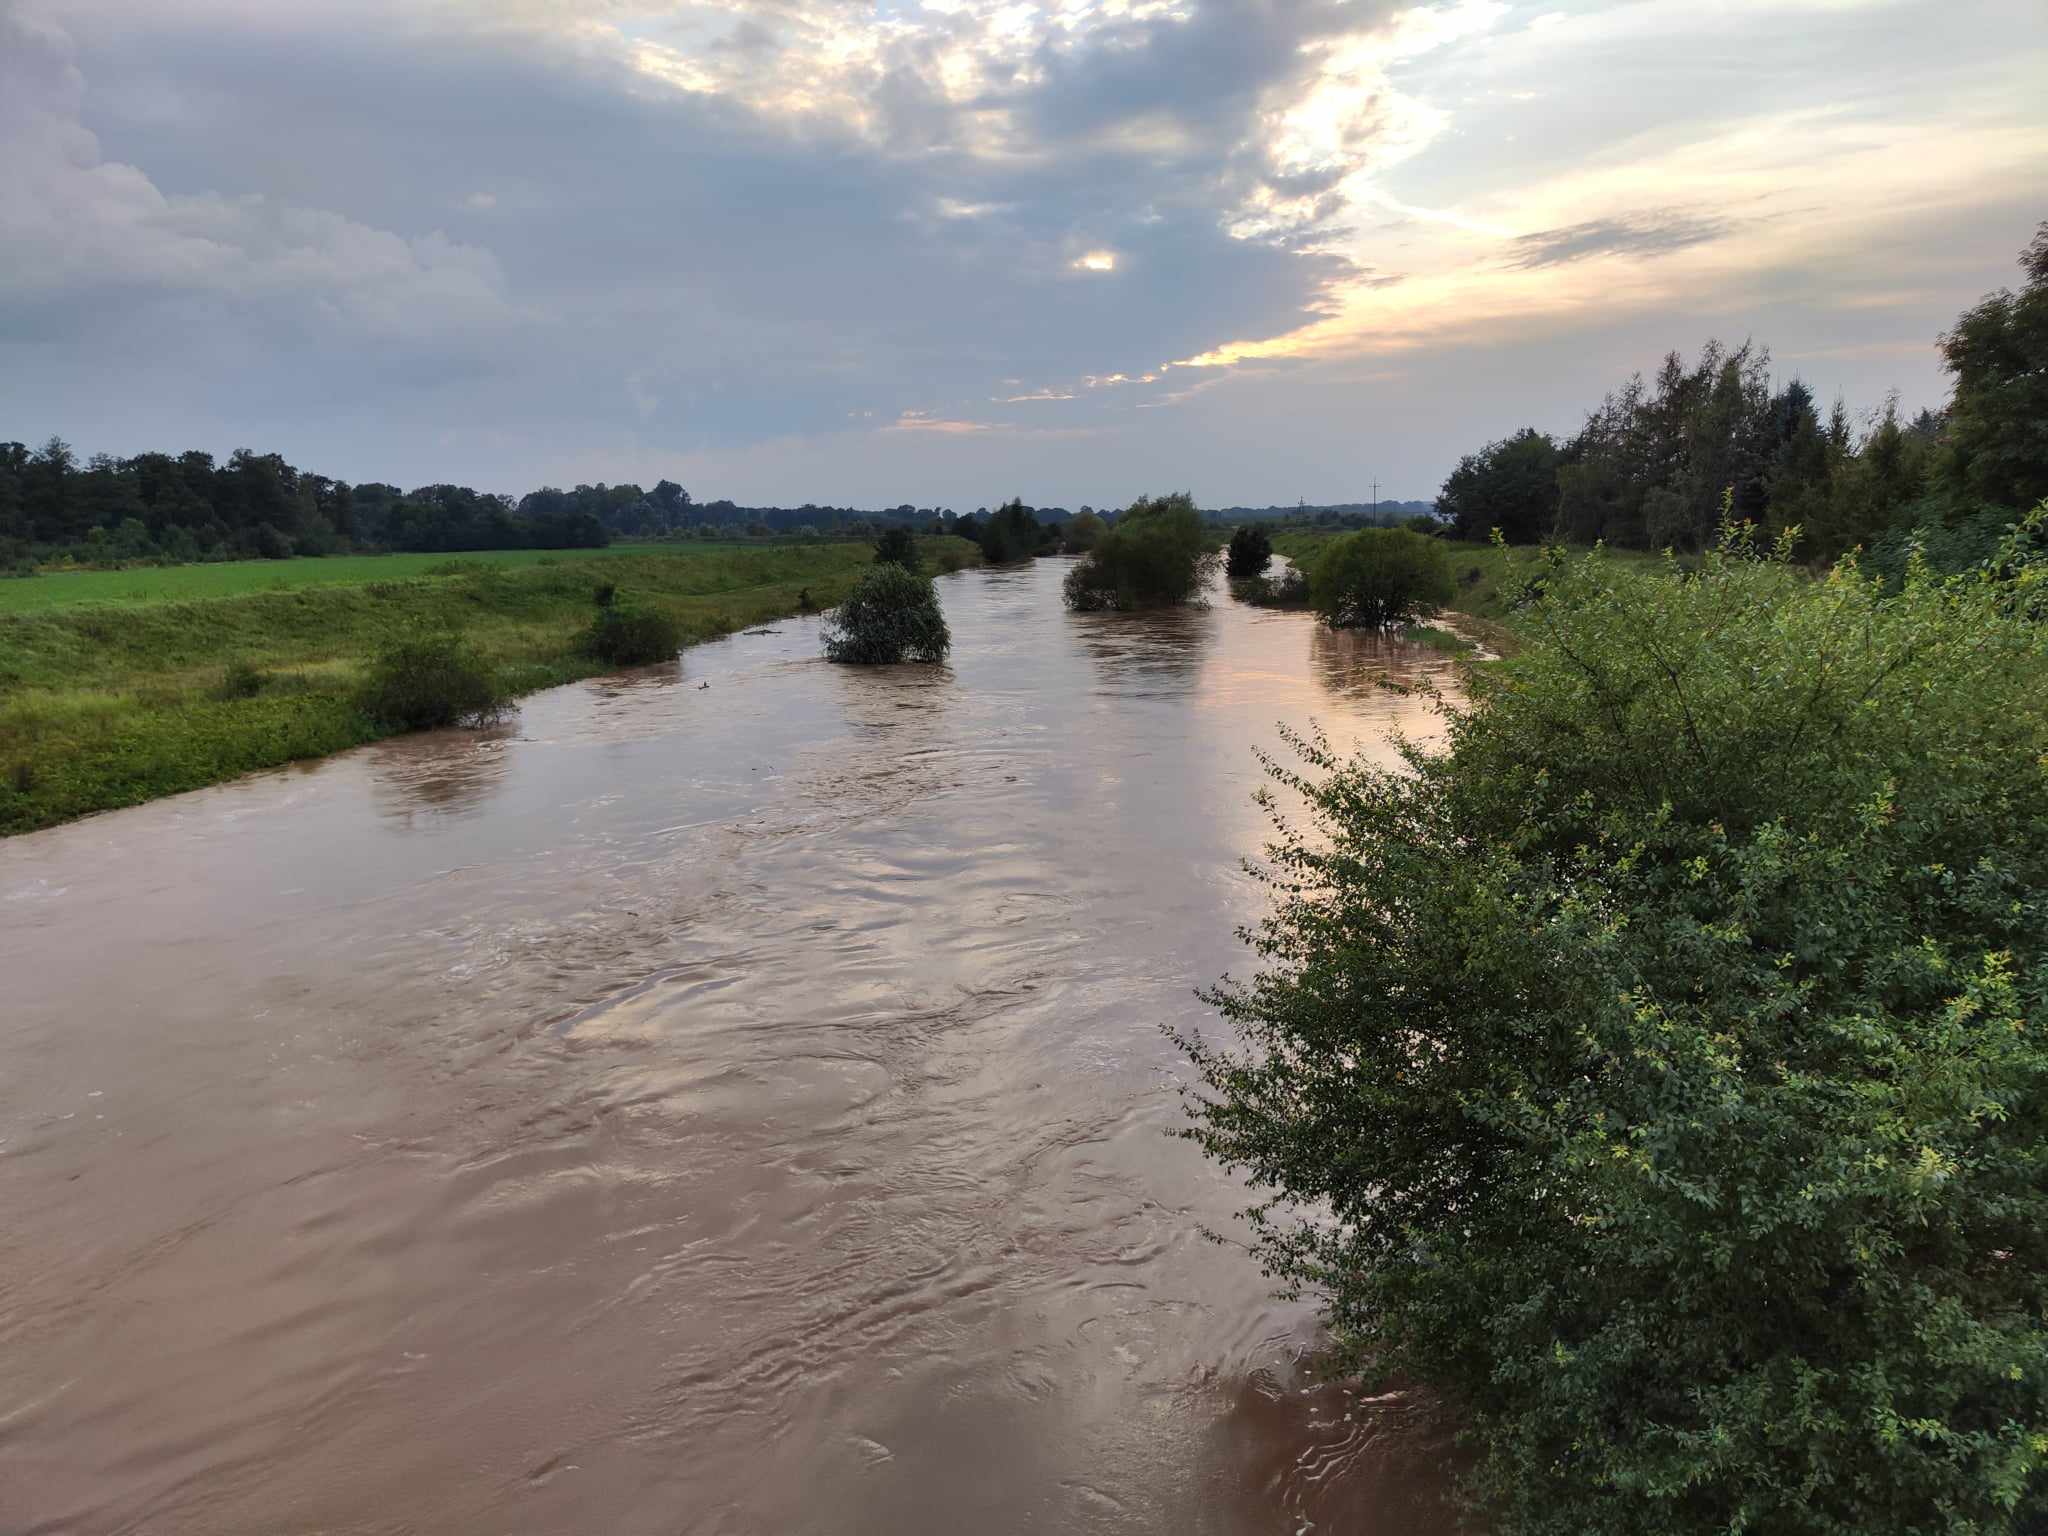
(0, 537, 980, 834)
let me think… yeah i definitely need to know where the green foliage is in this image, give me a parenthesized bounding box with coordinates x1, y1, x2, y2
(1939, 222, 2048, 512)
(1308, 527, 1455, 628)
(1061, 509, 1106, 554)
(1868, 503, 2048, 590)
(215, 659, 268, 700)
(821, 563, 951, 664)
(0, 542, 889, 833)
(873, 526, 922, 571)
(1062, 492, 1214, 611)
(977, 499, 1044, 564)
(1180, 523, 2048, 1536)
(357, 633, 507, 730)
(1226, 524, 1274, 580)
(1403, 514, 1442, 536)
(582, 598, 684, 665)
(1231, 566, 1309, 608)
(1438, 427, 1562, 542)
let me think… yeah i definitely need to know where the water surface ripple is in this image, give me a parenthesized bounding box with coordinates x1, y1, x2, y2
(1, 559, 1468, 1534)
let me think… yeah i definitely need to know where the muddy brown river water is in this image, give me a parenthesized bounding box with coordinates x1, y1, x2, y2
(1, 558, 1471, 1535)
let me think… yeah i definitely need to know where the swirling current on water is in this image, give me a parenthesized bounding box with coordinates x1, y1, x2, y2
(0, 558, 1472, 1534)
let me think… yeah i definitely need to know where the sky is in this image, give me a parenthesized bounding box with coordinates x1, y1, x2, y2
(1, 0, 2043, 508)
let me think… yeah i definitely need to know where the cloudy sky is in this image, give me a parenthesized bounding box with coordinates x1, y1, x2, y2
(2, 0, 2042, 507)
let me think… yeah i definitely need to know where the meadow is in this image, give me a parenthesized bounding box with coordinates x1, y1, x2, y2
(0, 541, 786, 614)
(0, 538, 979, 834)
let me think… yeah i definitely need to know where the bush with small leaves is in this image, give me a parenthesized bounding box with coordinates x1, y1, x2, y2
(1231, 566, 1309, 607)
(822, 563, 950, 664)
(873, 527, 922, 572)
(1309, 527, 1455, 628)
(1225, 524, 1273, 580)
(1180, 521, 2048, 1536)
(1063, 492, 1214, 611)
(583, 600, 683, 665)
(358, 634, 507, 730)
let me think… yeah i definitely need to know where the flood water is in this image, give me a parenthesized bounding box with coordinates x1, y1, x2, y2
(1, 559, 1472, 1535)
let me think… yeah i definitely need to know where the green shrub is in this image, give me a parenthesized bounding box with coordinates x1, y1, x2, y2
(1231, 566, 1309, 608)
(1061, 510, 1106, 554)
(822, 563, 950, 663)
(1226, 524, 1274, 580)
(873, 527, 921, 571)
(357, 633, 507, 729)
(978, 499, 1043, 564)
(1062, 492, 1213, 611)
(215, 659, 267, 699)
(583, 600, 683, 665)
(1308, 527, 1455, 628)
(1179, 523, 2048, 1536)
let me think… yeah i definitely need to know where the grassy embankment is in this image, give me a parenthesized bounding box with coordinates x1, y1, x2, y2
(1269, 531, 1669, 654)
(0, 538, 980, 834)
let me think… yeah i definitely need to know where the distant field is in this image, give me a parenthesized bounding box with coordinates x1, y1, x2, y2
(0, 536, 980, 834)
(0, 542, 811, 613)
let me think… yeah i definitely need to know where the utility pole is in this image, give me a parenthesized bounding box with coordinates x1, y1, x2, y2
(1371, 479, 1379, 523)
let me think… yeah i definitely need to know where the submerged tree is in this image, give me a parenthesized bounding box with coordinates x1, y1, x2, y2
(1308, 527, 1454, 628)
(1062, 491, 1213, 611)
(822, 564, 950, 664)
(1225, 523, 1273, 580)
(1179, 523, 2048, 1536)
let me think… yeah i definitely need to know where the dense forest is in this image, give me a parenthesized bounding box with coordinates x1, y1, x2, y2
(1437, 222, 2048, 570)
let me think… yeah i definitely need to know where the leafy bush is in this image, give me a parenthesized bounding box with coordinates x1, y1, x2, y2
(582, 595, 684, 665)
(1061, 510, 1106, 554)
(978, 499, 1044, 564)
(1062, 492, 1214, 611)
(215, 660, 267, 699)
(1866, 502, 2047, 590)
(1225, 524, 1274, 580)
(1179, 524, 2048, 1536)
(1309, 527, 1455, 628)
(873, 527, 922, 571)
(358, 634, 507, 729)
(822, 563, 950, 663)
(1231, 566, 1309, 607)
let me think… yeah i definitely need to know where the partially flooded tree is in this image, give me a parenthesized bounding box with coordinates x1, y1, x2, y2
(1062, 491, 1213, 611)
(822, 563, 950, 664)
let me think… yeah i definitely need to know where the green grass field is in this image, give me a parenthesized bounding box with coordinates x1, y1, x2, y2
(0, 541, 820, 614)
(0, 537, 980, 834)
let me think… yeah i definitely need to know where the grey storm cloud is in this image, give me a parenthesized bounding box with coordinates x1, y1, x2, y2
(0, 0, 1389, 485)
(1502, 211, 1738, 271)
(1, 0, 2040, 506)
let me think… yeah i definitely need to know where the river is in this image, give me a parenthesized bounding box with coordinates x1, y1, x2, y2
(0, 558, 1470, 1534)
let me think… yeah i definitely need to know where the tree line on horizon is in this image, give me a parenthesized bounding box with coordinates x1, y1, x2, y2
(0, 444, 1031, 569)
(1435, 221, 2048, 571)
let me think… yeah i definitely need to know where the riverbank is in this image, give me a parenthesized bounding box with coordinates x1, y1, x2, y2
(1268, 531, 1668, 655)
(0, 538, 980, 834)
